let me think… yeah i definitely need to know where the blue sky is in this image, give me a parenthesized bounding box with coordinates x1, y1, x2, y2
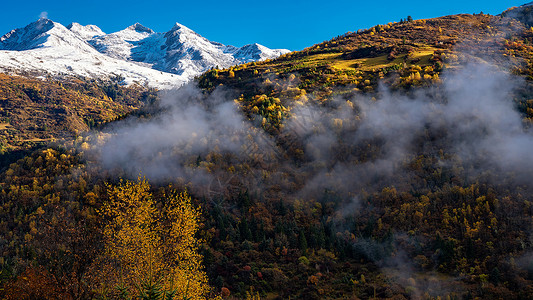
(0, 0, 528, 50)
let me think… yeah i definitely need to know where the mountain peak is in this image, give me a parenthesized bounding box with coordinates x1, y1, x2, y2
(169, 22, 194, 33)
(35, 17, 52, 23)
(0, 18, 56, 50)
(231, 42, 290, 63)
(126, 23, 153, 34)
(0, 18, 101, 53)
(242, 43, 263, 50)
(26, 18, 56, 33)
(164, 22, 202, 43)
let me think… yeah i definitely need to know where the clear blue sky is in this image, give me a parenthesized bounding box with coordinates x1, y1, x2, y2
(0, 0, 528, 51)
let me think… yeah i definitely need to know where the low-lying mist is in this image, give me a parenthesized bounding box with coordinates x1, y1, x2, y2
(96, 61, 533, 202)
(88, 49, 533, 298)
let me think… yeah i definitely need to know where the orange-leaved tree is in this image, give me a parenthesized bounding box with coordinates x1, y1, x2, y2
(99, 176, 211, 299)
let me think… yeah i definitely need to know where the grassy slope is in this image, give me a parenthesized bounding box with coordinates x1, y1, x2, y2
(200, 14, 529, 97)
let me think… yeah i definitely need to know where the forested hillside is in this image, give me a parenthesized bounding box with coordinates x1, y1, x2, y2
(0, 74, 156, 167)
(2, 11, 533, 300)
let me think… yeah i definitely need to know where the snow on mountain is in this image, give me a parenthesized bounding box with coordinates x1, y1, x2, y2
(66, 22, 105, 40)
(0, 18, 96, 52)
(0, 48, 185, 89)
(89, 21, 290, 78)
(0, 19, 185, 89)
(160, 22, 239, 77)
(88, 23, 162, 62)
(0, 19, 290, 89)
(230, 43, 289, 63)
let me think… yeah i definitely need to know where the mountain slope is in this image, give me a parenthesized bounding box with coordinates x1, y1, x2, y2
(0, 72, 157, 170)
(167, 13, 533, 299)
(88, 23, 159, 62)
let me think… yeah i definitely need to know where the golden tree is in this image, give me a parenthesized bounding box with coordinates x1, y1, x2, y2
(99, 177, 211, 299)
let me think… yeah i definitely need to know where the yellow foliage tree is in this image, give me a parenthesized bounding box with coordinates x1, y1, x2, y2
(99, 177, 211, 299)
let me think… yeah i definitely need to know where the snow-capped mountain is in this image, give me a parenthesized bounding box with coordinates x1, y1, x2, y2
(230, 43, 289, 63)
(0, 19, 290, 89)
(0, 19, 184, 89)
(158, 22, 240, 77)
(87, 22, 290, 78)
